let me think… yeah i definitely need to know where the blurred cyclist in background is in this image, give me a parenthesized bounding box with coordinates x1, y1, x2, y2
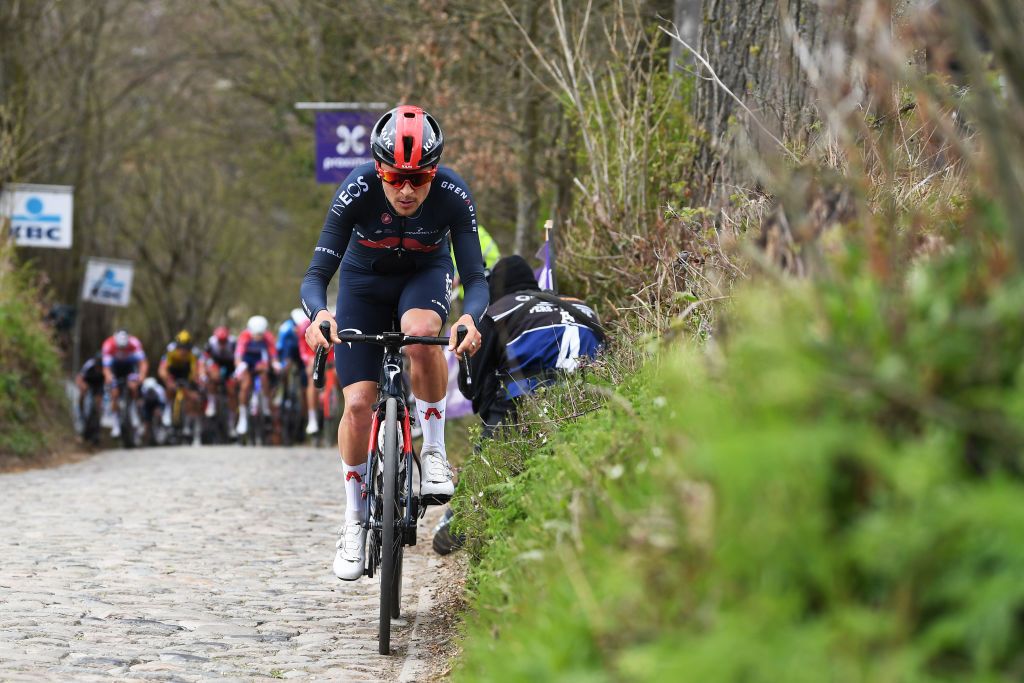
(101, 329, 148, 440)
(204, 326, 237, 436)
(235, 315, 277, 435)
(158, 330, 204, 442)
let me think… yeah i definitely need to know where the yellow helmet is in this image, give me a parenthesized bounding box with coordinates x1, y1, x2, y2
(175, 330, 192, 346)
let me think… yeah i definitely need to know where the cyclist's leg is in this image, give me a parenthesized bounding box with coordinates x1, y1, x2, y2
(398, 261, 452, 454)
(235, 363, 253, 433)
(305, 359, 320, 434)
(399, 261, 456, 498)
(332, 266, 402, 580)
(335, 270, 393, 471)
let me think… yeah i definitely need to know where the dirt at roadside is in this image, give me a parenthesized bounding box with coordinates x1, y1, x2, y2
(401, 505, 473, 679)
(0, 445, 94, 474)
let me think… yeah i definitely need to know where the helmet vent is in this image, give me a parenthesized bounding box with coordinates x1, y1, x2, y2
(402, 136, 414, 164)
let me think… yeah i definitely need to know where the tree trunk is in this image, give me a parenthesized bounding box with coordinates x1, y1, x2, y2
(513, 0, 541, 256)
(690, 0, 837, 206)
(670, 0, 702, 72)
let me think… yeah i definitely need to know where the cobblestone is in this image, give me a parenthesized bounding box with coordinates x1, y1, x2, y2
(0, 446, 447, 681)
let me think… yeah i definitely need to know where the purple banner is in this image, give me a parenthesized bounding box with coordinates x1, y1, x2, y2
(315, 111, 380, 184)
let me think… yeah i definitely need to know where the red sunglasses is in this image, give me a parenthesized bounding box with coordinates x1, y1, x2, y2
(376, 162, 436, 189)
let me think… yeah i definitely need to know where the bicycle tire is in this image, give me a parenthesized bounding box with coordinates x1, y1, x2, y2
(379, 397, 400, 654)
(120, 401, 135, 449)
(391, 544, 403, 619)
(84, 393, 101, 445)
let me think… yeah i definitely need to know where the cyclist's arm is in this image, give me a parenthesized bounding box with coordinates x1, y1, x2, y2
(444, 175, 488, 323)
(299, 171, 361, 320)
(234, 332, 248, 365)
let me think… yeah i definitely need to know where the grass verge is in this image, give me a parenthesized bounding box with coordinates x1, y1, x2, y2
(450, 263, 1024, 681)
(0, 240, 72, 463)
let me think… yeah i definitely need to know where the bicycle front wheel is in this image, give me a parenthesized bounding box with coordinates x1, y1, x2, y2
(378, 397, 400, 654)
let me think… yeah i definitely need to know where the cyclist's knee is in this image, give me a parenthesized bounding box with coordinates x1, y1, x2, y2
(341, 386, 375, 424)
(401, 309, 442, 338)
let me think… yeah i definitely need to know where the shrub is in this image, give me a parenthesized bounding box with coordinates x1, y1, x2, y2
(0, 239, 70, 459)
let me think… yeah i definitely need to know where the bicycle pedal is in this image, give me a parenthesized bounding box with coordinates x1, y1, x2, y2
(419, 493, 452, 507)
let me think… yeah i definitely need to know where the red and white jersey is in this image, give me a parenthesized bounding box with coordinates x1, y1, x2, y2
(101, 336, 146, 367)
(235, 330, 277, 364)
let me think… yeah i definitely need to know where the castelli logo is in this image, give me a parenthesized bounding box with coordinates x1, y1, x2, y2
(381, 213, 393, 224)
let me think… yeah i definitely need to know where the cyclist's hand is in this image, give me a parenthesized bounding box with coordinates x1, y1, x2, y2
(308, 310, 340, 348)
(449, 314, 482, 358)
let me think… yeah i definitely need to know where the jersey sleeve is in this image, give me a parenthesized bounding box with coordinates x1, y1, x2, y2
(300, 168, 364, 320)
(445, 174, 489, 323)
(265, 333, 277, 361)
(101, 339, 114, 367)
(131, 338, 146, 363)
(235, 331, 249, 363)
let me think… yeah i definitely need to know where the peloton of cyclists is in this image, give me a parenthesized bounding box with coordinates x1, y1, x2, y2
(82, 316, 333, 445)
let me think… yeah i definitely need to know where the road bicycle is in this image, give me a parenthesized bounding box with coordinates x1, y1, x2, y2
(278, 361, 305, 446)
(112, 375, 139, 449)
(169, 379, 191, 445)
(244, 371, 271, 446)
(79, 386, 103, 446)
(202, 366, 235, 444)
(313, 319, 470, 655)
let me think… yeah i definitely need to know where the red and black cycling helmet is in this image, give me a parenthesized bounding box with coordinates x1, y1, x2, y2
(370, 105, 444, 170)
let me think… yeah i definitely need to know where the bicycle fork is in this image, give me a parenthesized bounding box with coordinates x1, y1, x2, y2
(359, 403, 423, 544)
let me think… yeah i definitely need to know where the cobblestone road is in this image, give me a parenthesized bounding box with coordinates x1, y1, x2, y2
(0, 446, 452, 681)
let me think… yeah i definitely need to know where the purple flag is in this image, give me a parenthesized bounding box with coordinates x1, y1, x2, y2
(315, 111, 380, 184)
(535, 240, 555, 291)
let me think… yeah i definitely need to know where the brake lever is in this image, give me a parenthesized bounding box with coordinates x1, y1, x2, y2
(312, 320, 332, 389)
(456, 324, 472, 391)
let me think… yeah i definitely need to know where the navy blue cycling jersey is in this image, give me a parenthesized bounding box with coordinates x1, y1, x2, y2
(299, 162, 488, 323)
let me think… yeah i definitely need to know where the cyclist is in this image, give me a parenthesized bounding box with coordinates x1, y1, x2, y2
(75, 352, 106, 441)
(203, 325, 237, 425)
(158, 330, 204, 441)
(277, 308, 309, 432)
(140, 376, 168, 444)
(101, 329, 148, 439)
(300, 105, 487, 580)
(297, 316, 335, 435)
(235, 315, 277, 436)
(433, 254, 605, 554)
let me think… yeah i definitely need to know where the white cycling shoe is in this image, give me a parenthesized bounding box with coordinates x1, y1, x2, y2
(420, 447, 454, 500)
(236, 411, 248, 436)
(305, 413, 319, 435)
(333, 521, 366, 581)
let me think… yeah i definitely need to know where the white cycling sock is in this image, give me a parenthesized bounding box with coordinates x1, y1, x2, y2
(416, 397, 447, 456)
(343, 462, 367, 522)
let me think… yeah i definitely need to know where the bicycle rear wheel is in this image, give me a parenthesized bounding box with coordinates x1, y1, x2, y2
(379, 397, 400, 654)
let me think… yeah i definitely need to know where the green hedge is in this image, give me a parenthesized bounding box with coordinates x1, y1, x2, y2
(0, 241, 69, 458)
(451, 236, 1024, 681)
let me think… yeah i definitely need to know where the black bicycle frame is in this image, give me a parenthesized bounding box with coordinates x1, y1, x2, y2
(361, 337, 420, 552)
